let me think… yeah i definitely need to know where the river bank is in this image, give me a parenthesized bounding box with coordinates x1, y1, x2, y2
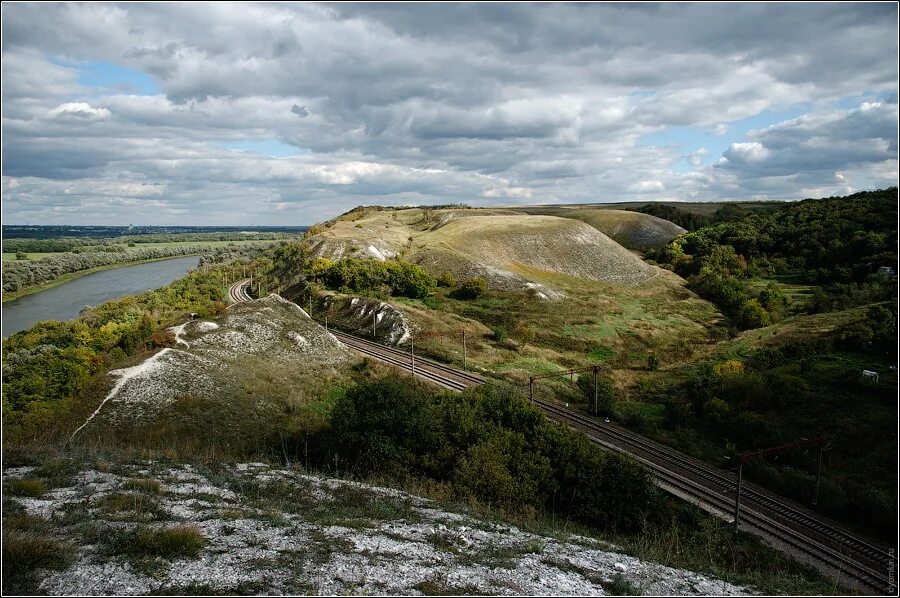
(2, 254, 206, 304)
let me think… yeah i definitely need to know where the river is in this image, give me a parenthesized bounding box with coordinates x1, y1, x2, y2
(2, 255, 200, 337)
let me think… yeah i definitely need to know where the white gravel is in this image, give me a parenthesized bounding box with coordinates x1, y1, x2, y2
(4, 463, 757, 596)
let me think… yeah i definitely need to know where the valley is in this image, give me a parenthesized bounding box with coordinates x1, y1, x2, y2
(2, 189, 896, 596)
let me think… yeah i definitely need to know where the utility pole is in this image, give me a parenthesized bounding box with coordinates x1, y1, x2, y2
(814, 445, 824, 506)
(309, 295, 313, 317)
(734, 436, 829, 533)
(593, 366, 599, 415)
(410, 335, 415, 378)
(734, 460, 744, 534)
(462, 330, 467, 370)
(529, 376, 534, 403)
(373, 312, 376, 338)
(324, 315, 328, 332)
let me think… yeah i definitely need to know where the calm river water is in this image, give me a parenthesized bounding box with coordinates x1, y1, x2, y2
(2, 255, 200, 337)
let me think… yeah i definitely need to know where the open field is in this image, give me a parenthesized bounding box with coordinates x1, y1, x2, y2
(2, 239, 275, 262)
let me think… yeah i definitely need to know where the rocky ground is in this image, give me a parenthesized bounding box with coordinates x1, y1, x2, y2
(322, 295, 414, 345)
(3, 461, 756, 596)
(69, 295, 352, 441)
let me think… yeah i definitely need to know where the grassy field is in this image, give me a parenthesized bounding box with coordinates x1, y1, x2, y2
(2, 252, 65, 261)
(2, 239, 274, 262)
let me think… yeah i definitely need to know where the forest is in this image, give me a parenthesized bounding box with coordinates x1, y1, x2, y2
(649, 188, 898, 329)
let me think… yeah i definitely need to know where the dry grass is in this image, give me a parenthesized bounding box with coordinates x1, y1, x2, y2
(108, 524, 206, 560)
(122, 478, 162, 494)
(510, 206, 685, 250)
(2, 530, 74, 593)
(5, 478, 48, 497)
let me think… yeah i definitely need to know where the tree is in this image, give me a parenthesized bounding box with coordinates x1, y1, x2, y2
(437, 271, 457, 288)
(576, 372, 615, 415)
(15, 252, 27, 260)
(454, 277, 486, 300)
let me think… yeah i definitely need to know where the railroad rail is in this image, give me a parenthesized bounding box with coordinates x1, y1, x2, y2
(328, 328, 895, 594)
(227, 279, 252, 303)
(227, 290, 895, 593)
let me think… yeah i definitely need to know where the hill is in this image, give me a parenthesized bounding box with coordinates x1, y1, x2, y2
(68, 295, 352, 454)
(513, 206, 686, 250)
(308, 207, 656, 295)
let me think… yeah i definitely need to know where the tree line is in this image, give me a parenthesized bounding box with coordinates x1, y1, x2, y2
(649, 188, 898, 329)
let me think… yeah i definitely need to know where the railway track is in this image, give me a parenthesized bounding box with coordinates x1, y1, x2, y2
(330, 330, 485, 391)
(227, 288, 894, 593)
(227, 279, 252, 303)
(328, 328, 894, 594)
(534, 399, 894, 594)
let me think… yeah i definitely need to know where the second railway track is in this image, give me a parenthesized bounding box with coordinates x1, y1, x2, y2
(328, 327, 894, 594)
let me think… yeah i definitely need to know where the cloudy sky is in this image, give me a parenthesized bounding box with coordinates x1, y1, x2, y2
(1, 2, 897, 225)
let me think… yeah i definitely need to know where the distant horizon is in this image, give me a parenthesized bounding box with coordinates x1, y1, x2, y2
(4, 184, 898, 228)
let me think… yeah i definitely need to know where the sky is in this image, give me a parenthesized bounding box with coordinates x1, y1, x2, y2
(1, 2, 897, 226)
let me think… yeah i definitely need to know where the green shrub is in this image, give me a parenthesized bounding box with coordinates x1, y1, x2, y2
(110, 525, 206, 559)
(327, 375, 658, 532)
(34, 458, 78, 487)
(608, 573, 638, 595)
(453, 277, 486, 300)
(5, 479, 47, 498)
(2, 531, 74, 591)
(321, 258, 436, 298)
(437, 271, 457, 288)
(576, 373, 615, 415)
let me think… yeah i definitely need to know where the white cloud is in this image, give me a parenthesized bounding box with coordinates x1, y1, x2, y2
(47, 102, 111, 122)
(723, 142, 770, 164)
(688, 147, 709, 167)
(628, 180, 666, 193)
(0, 3, 897, 224)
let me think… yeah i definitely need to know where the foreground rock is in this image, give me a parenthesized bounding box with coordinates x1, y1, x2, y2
(3, 463, 755, 596)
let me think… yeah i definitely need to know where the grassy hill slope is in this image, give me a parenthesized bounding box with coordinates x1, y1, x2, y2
(514, 207, 686, 250)
(308, 207, 656, 294)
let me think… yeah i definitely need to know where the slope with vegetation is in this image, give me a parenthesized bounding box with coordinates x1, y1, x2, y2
(2, 237, 842, 594)
(3, 190, 894, 594)
(279, 189, 898, 542)
(514, 206, 686, 251)
(306, 206, 656, 296)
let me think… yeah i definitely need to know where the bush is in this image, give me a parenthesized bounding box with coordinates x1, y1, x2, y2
(5, 479, 47, 497)
(454, 277, 486, 300)
(437, 271, 457, 288)
(15, 251, 27, 260)
(327, 376, 659, 532)
(2, 531, 74, 590)
(576, 372, 615, 414)
(110, 525, 206, 559)
(321, 258, 436, 298)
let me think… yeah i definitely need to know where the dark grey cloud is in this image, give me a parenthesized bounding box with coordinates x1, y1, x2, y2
(1, 2, 897, 224)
